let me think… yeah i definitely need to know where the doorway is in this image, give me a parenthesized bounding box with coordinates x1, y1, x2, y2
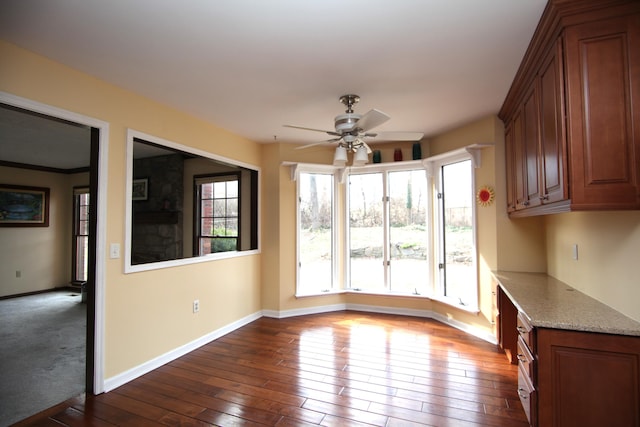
(0, 93, 107, 422)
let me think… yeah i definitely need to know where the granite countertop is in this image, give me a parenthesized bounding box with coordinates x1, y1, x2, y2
(493, 271, 640, 337)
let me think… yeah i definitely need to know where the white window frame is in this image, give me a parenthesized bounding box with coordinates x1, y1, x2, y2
(292, 163, 342, 296)
(345, 163, 431, 294)
(287, 144, 486, 308)
(427, 149, 479, 311)
(194, 173, 241, 255)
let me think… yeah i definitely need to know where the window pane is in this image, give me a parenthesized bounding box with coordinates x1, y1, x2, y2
(226, 180, 238, 197)
(201, 237, 237, 253)
(225, 218, 238, 236)
(78, 219, 89, 236)
(441, 160, 475, 306)
(213, 218, 226, 234)
(79, 205, 89, 221)
(75, 235, 89, 282)
(201, 217, 214, 236)
(227, 198, 238, 216)
(213, 199, 226, 216)
(201, 183, 213, 198)
(388, 170, 429, 294)
(349, 173, 384, 290)
(213, 181, 226, 198)
(298, 173, 333, 293)
(201, 199, 214, 213)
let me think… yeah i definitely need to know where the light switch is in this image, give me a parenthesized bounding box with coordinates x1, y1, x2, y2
(110, 243, 120, 259)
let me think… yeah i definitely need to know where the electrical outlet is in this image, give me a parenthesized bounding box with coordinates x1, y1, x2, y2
(193, 299, 200, 313)
(15, 270, 21, 278)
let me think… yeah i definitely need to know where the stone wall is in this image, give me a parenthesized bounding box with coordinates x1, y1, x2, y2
(132, 154, 184, 264)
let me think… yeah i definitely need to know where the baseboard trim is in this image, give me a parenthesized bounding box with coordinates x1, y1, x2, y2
(262, 303, 348, 319)
(104, 304, 496, 393)
(265, 303, 497, 344)
(103, 310, 262, 392)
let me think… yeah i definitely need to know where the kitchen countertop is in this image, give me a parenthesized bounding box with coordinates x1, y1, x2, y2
(493, 271, 640, 337)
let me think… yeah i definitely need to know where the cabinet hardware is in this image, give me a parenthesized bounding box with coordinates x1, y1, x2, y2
(518, 388, 529, 399)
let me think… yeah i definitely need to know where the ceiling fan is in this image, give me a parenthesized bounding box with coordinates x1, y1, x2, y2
(284, 94, 424, 166)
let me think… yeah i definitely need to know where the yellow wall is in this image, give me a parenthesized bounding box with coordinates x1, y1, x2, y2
(262, 117, 523, 337)
(1, 40, 262, 378)
(3, 36, 637, 389)
(0, 166, 89, 296)
(546, 211, 640, 321)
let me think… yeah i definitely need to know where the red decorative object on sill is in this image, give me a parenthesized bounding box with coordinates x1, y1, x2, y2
(393, 149, 403, 161)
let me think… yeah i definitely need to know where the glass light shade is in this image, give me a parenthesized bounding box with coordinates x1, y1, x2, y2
(333, 145, 347, 166)
(352, 145, 368, 166)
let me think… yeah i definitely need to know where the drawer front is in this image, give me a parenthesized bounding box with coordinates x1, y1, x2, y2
(517, 336, 535, 381)
(517, 365, 536, 425)
(517, 311, 534, 350)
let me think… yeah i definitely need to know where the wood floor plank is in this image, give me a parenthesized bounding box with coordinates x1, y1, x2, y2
(13, 311, 527, 426)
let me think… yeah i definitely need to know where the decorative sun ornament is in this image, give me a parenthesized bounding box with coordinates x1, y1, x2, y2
(477, 186, 495, 207)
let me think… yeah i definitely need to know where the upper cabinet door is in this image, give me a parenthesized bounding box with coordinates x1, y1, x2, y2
(564, 13, 640, 209)
(522, 82, 542, 209)
(538, 39, 567, 205)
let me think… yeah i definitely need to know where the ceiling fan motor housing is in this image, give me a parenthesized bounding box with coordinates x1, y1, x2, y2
(334, 113, 361, 133)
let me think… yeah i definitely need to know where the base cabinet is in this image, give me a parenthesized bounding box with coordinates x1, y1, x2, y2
(498, 285, 640, 426)
(537, 328, 640, 427)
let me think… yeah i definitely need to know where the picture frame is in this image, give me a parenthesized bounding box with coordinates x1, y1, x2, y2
(132, 178, 148, 201)
(0, 184, 50, 227)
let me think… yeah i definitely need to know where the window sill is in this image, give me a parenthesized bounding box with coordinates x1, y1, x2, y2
(429, 294, 480, 314)
(295, 288, 432, 300)
(295, 289, 479, 314)
(295, 289, 346, 298)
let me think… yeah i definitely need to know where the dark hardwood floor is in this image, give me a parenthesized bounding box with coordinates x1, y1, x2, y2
(13, 311, 528, 426)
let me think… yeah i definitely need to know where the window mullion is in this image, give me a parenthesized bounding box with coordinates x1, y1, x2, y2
(382, 172, 391, 290)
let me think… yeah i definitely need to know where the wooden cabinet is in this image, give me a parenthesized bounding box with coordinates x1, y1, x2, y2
(564, 13, 640, 209)
(537, 328, 640, 427)
(537, 40, 566, 206)
(500, 0, 640, 216)
(497, 285, 518, 364)
(516, 312, 537, 427)
(498, 285, 640, 427)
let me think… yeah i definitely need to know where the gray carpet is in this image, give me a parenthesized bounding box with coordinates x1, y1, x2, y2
(0, 290, 86, 426)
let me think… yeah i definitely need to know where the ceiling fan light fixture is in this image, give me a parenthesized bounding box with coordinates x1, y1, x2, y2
(352, 145, 368, 166)
(333, 145, 347, 166)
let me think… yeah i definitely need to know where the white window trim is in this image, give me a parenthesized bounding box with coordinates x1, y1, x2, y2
(284, 143, 491, 304)
(291, 164, 341, 296)
(426, 149, 481, 311)
(125, 129, 261, 274)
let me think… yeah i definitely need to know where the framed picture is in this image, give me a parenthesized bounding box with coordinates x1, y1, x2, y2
(132, 178, 148, 201)
(0, 184, 50, 227)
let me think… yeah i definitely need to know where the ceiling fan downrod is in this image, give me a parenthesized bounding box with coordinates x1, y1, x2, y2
(339, 94, 360, 113)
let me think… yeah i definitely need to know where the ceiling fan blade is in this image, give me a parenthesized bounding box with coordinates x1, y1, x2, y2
(362, 141, 373, 154)
(283, 124, 341, 137)
(354, 109, 390, 132)
(372, 131, 424, 141)
(294, 138, 342, 150)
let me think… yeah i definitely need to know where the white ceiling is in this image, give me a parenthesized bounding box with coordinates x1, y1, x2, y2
(0, 0, 547, 168)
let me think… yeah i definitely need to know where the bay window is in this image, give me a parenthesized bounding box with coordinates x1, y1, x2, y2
(294, 147, 478, 310)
